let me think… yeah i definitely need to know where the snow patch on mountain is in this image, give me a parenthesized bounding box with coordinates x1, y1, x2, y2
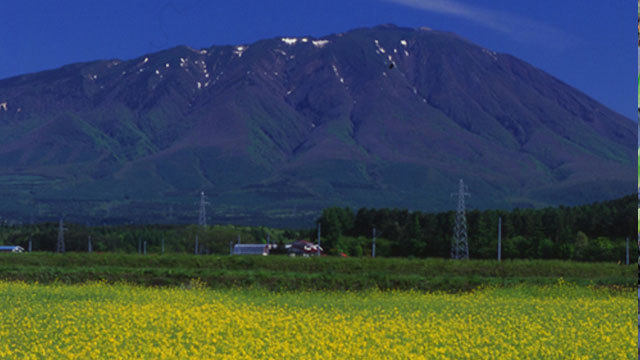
(312, 40, 329, 48)
(482, 48, 498, 61)
(234, 46, 247, 57)
(332, 64, 344, 83)
(281, 38, 298, 45)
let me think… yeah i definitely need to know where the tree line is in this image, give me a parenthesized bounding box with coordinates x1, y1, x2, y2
(316, 194, 636, 261)
(0, 223, 303, 255)
(0, 194, 635, 262)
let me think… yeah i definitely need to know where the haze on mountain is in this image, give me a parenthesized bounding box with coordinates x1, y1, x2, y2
(0, 25, 634, 227)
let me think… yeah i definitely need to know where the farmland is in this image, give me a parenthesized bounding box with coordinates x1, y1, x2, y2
(0, 280, 634, 359)
(0, 253, 634, 291)
(1, 254, 634, 358)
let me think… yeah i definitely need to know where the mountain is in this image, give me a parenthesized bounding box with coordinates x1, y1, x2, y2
(0, 24, 635, 227)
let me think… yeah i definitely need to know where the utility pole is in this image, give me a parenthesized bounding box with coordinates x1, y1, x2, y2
(144, 240, 147, 255)
(625, 236, 629, 265)
(28, 210, 34, 253)
(497, 217, 502, 262)
(85, 221, 91, 253)
(161, 238, 165, 254)
(372, 227, 376, 258)
(317, 223, 321, 246)
(450, 179, 470, 260)
(56, 218, 66, 253)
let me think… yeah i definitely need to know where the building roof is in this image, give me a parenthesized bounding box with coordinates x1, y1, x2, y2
(289, 240, 323, 254)
(233, 244, 269, 255)
(0, 245, 24, 252)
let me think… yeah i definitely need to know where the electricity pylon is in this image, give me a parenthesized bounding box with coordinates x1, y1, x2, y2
(450, 179, 470, 260)
(198, 191, 207, 228)
(56, 217, 66, 253)
(196, 192, 209, 254)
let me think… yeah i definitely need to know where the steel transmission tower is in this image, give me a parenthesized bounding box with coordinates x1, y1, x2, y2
(198, 192, 207, 228)
(196, 192, 209, 254)
(450, 179, 470, 260)
(56, 218, 66, 253)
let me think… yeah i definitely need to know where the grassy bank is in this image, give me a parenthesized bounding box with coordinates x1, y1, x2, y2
(0, 253, 634, 291)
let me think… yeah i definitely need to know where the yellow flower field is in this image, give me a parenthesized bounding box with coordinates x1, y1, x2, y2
(0, 280, 634, 359)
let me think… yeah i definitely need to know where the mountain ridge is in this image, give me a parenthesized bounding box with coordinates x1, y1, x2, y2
(0, 24, 634, 226)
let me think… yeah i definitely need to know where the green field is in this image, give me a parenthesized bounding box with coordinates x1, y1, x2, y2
(0, 253, 633, 291)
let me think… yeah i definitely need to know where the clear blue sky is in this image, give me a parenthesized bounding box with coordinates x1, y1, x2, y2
(0, 0, 635, 120)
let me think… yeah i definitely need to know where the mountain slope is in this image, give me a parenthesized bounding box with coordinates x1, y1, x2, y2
(0, 25, 635, 226)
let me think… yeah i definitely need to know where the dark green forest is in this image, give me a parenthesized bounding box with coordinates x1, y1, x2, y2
(0, 194, 635, 262)
(317, 194, 636, 261)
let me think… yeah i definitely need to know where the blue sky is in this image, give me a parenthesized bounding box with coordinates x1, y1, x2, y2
(0, 0, 634, 119)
